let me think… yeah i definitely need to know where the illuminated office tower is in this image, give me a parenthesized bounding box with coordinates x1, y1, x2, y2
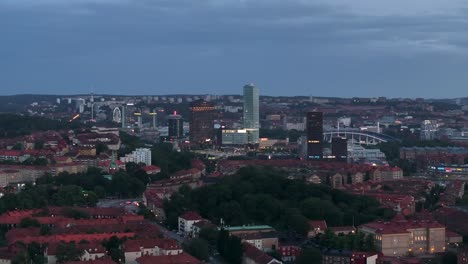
(189, 100, 216, 144)
(307, 111, 323, 159)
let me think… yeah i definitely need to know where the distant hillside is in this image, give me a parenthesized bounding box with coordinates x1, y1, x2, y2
(0, 94, 57, 113)
(0, 113, 80, 138)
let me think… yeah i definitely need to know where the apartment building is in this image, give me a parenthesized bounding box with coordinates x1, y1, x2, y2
(359, 215, 445, 257)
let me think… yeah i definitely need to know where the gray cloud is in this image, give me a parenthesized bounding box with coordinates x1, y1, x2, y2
(0, 0, 467, 97)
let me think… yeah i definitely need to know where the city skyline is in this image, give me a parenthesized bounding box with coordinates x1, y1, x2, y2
(1, 0, 467, 98)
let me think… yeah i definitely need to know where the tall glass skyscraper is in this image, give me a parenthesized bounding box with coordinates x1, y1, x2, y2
(243, 84, 260, 143)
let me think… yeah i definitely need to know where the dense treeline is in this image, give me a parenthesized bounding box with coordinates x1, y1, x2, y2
(0, 114, 81, 138)
(316, 230, 375, 251)
(151, 143, 193, 176)
(0, 165, 151, 214)
(164, 166, 394, 235)
(0, 184, 97, 214)
(40, 165, 149, 198)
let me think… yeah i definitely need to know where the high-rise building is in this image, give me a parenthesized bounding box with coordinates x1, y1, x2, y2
(332, 137, 347, 162)
(307, 111, 323, 159)
(189, 100, 216, 144)
(243, 84, 260, 143)
(168, 111, 184, 139)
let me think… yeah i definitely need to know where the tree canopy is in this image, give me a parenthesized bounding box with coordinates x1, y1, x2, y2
(164, 166, 393, 235)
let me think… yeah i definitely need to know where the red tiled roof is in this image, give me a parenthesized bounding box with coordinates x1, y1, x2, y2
(446, 230, 462, 238)
(180, 211, 203, 221)
(360, 219, 444, 235)
(124, 239, 159, 252)
(309, 220, 327, 230)
(142, 165, 161, 173)
(243, 242, 278, 264)
(64, 258, 117, 264)
(9, 232, 135, 245)
(136, 253, 201, 264)
(97, 160, 125, 167)
(0, 150, 22, 156)
(192, 220, 215, 229)
(5, 227, 41, 243)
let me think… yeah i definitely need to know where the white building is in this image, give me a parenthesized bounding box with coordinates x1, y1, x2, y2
(124, 239, 183, 264)
(120, 148, 152, 165)
(421, 120, 439, 140)
(178, 211, 203, 236)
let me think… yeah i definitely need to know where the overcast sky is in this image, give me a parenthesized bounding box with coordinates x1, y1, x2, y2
(1, 0, 467, 97)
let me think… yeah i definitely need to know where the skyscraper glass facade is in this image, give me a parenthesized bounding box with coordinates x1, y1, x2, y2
(243, 84, 260, 143)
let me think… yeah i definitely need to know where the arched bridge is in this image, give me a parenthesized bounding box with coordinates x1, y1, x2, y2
(323, 129, 399, 145)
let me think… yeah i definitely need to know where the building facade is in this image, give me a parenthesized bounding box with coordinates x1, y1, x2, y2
(332, 137, 348, 161)
(120, 148, 152, 165)
(243, 84, 260, 144)
(307, 112, 323, 159)
(221, 129, 249, 145)
(359, 217, 445, 257)
(167, 113, 184, 139)
(189, 100, 216, 144)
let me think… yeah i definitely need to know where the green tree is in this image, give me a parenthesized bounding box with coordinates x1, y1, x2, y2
(441, 252, 457, 264)
(19, 217, 41, 228)
(12, 251, 30, 264)
(33, 158, 48, 166)
(96, 143, 109, 155)
(52, 185, 97, 207)
(284, 209, 309, 236)
(61, 208, 90, 219)
(199, 226, 219, 246)
(347, 173, 352, 184)
(217, 229, 229, 257)
(364, 171, 371, 181)
(296, 248, 322, 264)
(55, 242, 83, 263)
(102, 236, 125, 264)
(184, 238, 210, 261)
(40, 225, 51, 235)
(364, 234, 376, 251)
(28, 242, 46, 264)
(12, 143, 23, 150)
(34, 140, 44, 150)
(225, 235, 242, 264)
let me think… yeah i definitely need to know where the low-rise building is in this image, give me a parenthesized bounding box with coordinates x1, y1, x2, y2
(178, 211, 203, 236)
(124, 238, 182, 264)
(278, 245, 301, 262)
(135, 253, 201, 264)
(242, 242, 283, 264)
(329, 226, 356, 235)
(359, 215, 445, 256)
(237, 231, 279, 253)
(308, 220, 328, 238)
